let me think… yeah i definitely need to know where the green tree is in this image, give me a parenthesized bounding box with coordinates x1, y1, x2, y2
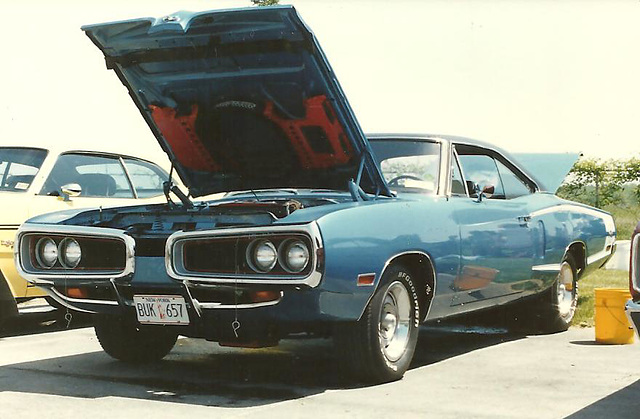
(556, 158, 624, 208)
(251, 0, 280, 5)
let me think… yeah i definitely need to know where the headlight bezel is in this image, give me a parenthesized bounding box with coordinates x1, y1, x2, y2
(15, 225, 135, 280)
(167, 223, 324, 287)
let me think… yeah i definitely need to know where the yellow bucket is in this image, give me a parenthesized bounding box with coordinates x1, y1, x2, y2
(595, 288, 634, 344)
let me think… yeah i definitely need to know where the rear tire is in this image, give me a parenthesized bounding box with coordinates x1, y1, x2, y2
(335, 264, 420, 383)
(94, 316, 178, 363)
(512, 254, 578, 333)
(541, 254, 578, 332)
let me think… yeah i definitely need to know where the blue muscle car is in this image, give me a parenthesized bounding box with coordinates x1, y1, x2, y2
(14, 6, 616, 383)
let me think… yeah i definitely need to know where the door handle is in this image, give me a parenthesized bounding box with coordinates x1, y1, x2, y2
(517, 215, 531, 226)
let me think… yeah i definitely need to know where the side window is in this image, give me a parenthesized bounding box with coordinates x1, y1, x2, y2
(40, 154, 134, 198)
(495, 159, 532, 199)
(123, 158, 168, 198)
(450, 153, 467, 196)
(458, 154, 505, 198)
(0, 148, 47, 192)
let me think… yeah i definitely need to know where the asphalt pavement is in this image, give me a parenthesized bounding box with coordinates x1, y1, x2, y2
(1, 320, 639, 418)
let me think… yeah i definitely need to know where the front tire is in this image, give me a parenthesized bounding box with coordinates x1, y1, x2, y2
(335, 264, 420, 383)
(94, 316, 178, 363)
(0, 271, 18, 330)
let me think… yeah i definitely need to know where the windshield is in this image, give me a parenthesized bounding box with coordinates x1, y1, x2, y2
(370, 140, 441, 194)
(0, 147, 48, 192)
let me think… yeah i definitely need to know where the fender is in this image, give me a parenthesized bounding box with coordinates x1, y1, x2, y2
(358, 251, 437, 323)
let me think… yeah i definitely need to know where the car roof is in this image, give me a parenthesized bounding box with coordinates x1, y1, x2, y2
(368, 133, 502, 150)
(1, 145, 170, 168)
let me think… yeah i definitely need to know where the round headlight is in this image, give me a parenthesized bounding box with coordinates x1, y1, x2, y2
(58, 237, 81, 269)
(248, 240, 277, 273)
(35, 237, 58, 269)
(280, 240, 310, 273)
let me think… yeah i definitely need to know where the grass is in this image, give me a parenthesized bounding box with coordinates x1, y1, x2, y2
(604, 204, 640, 240)
(574, 269, 629, 327)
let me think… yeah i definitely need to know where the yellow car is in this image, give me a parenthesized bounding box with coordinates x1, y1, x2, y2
(0, 145, 171, 323)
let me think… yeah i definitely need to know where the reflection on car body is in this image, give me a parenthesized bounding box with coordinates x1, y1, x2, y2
(0, 146, 170, 322)
(14, 6, 616, 382)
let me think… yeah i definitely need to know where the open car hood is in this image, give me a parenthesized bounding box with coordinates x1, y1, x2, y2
(82, 6, 389, 198)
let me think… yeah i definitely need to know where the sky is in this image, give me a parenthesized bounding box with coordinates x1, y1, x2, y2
(1, 0, 639, 166)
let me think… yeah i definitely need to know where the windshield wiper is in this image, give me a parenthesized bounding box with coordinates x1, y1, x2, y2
(225, 188, 300, 197)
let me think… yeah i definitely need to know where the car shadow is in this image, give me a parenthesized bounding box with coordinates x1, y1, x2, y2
(566, 379, 640, 418)
(0, 321, 525, 408)
(0, 309, 92, 338)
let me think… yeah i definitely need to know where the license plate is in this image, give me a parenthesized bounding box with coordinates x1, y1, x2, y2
(133, 295, 189, 325)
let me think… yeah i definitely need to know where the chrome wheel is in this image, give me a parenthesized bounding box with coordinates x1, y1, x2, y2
(556, 260, 577, 321)
(378, 281, 412, 362)
(334, 264, 421, 383)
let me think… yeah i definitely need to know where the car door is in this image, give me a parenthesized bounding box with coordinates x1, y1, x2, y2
(448, 145, 536, 312)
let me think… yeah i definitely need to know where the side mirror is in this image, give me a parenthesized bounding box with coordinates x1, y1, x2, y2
(474, 183, 495, 202)
(60, 183, 82, 201)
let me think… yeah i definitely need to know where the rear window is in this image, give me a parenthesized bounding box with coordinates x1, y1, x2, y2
(0, 148, 48, 192)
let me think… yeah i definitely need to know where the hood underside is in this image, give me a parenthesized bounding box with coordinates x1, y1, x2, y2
(82, 6, 388, 198)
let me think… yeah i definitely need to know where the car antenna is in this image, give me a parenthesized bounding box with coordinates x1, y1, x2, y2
(163, 159, 193, 209)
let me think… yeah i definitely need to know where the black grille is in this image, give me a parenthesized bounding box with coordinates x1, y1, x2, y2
(135, 237, 167, 257)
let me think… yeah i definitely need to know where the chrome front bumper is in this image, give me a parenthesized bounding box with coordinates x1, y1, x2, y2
(625, 299, 640, 338)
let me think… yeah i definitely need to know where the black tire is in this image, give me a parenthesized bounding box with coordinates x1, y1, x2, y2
(540, 253, 578, 332)
(334, 264, 420, 383)
(0, 271, 18, 330)
(512, 254, 578, 333)
(94, 316, 178, 363)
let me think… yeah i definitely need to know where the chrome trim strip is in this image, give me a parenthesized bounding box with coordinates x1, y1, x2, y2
(358, 250, 437, 323)
(165, 222, 324, 287)
(532, 263, 561, 272)
(530, 204, 609, 219)
(14, 223, 135, 282)
(192, 291, 283, 310)
(43, 288, 102, 314)
(438, 140, 450, 197)
(49, 286, 119, 306)
(534, 241, 590, 275)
